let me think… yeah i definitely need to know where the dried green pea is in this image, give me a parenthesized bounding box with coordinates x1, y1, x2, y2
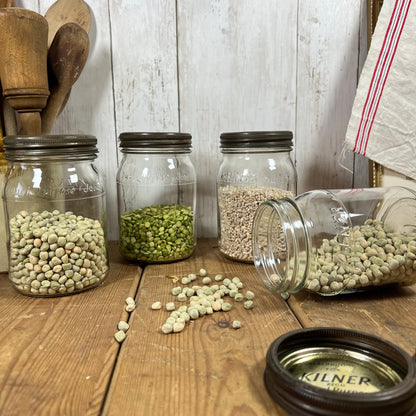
(245, 290, 255, 300)
(244, 300, 254, 309)
(118, 321, 130, 332)
(188, 308, 199, 320)
(202, 277, 212, 285)
(161, 323, 173, 334)
(232, 320, 242, 329)
(171, 286, 182, 296)
(177, 293, 187, 302)
(221, 302, 232, 311)
(114, 330, 126, 343)
(166, 302, 175, 311)
(234, 293, 244, 302)
(173, 321, 186, 333)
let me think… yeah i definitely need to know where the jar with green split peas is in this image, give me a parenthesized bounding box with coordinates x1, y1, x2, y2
(117, 132, 196, 263)
(217, 131, 297, 263)
(252, 187, 416, 297)
(2, 136, 109, 297)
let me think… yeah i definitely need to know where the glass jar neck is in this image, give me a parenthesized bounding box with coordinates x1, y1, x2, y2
(121, 148, 191, 155)
(221, 147, 292, 155)
(252, 198, 309, 296)
(7, 155, 97, 163)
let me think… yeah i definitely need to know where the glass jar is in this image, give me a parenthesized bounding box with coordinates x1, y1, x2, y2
(3, 135, 109, 297)
(0, 151, 9, 272)
(252, 187, 416, 297)
(117, 132, 196, 263)
(217, 131, 297, 262)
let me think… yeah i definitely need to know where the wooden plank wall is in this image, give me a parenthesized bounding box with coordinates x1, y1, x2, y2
(20, 0, 368, 240)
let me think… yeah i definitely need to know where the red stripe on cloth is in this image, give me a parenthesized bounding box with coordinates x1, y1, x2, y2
(353, 0, 411, 155)
(361, 0, 408, 154)
(353, 0, 400, 152)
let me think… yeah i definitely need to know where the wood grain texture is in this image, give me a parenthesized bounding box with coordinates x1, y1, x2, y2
(18, 0, 368, 240)
(0, 240, 414, 414)
(103, 239, 297, 416)
(0, 242, 142, 416)
(296, 0, 363, 192)
(178, 0, 297, 237)
(287, 285, 416, 357)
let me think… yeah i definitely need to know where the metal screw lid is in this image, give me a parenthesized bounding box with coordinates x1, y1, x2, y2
(3, 135, 98, 160)
(119, 132, 192, 152)
(220, 131, 293, 149)
(264, 327, 416, 416)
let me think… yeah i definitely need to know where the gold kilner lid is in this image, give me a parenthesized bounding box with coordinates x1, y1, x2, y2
(264, 327, 416, 415)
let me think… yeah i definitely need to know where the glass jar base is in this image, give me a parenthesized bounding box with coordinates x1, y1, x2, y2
(120, 249, 195, 264)
(10, 277, 106, 297)
(218, 249, 254, 264)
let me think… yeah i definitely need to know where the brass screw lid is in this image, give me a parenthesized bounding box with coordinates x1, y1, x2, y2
(264, 327, 416, 415)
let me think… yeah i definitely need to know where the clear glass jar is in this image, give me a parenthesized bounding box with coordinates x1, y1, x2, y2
(252, 187, 416, 297)
(0, 152, 9, 272)
(117, 132, 196, 263)
(3, 135, 109, 297)
(217, 131, 297, 262)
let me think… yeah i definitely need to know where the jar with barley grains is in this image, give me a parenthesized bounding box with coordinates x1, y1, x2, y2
(217, 131, 297, 262)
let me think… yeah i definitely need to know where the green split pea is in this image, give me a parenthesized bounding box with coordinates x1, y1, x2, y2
(119, 204, 194, 262)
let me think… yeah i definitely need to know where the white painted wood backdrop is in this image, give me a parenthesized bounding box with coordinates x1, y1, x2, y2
(19, 0, 369, 240)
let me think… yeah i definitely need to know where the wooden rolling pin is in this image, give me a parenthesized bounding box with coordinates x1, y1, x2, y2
(0, 8, 49, 135)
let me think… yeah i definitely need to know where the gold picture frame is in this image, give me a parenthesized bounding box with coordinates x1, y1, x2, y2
(367, 0, 384, 187)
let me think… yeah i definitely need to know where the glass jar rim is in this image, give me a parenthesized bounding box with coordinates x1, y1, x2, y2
(3, 135, 98, 161)
(220, 131, 293, 149)
(119, 132, 192, 152)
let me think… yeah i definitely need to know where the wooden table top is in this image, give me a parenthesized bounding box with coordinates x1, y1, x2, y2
(0, 239, 415, 416)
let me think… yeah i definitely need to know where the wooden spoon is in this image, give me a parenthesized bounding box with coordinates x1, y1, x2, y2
(41, 22, 89, 134)
(0, 8, 49, 135)
(45, 0, 91, 48)
(0, 0, 15, 7)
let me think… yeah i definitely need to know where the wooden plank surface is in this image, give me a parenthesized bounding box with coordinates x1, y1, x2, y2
(103, 239, 299, 416)
(288, 285, 416, 357)
(0, 242, 141, 416)
(0, 239, 415, 415)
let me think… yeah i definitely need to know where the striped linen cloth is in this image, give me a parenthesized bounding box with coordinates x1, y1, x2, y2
(345, 0, 416, 180)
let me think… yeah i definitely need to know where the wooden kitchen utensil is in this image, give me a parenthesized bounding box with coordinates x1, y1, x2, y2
(0, 0, 15, 7)
(41, 22, 89, 134)
(0, 8, 49, 135)
(45, 0, 91, 49)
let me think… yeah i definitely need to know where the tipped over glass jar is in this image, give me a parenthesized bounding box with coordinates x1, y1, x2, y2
(252, 187, 416, 297)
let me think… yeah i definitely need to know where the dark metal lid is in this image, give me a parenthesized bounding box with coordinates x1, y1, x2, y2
(3, 135, 98, 160)
(119, 132, 192, 152)
(220, 131, 293, 149)
(264, 327, 416, 416)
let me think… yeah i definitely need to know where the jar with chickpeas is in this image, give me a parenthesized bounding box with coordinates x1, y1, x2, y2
(3, 136, 109, 297)
(252, 187, 416, 297)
